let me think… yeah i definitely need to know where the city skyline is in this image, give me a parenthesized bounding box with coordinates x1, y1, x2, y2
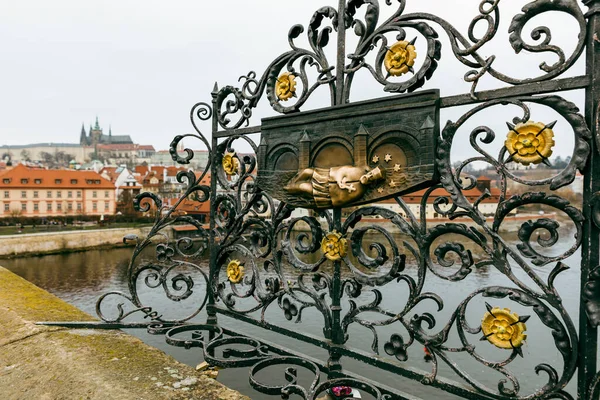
(1, 0, 586, 160)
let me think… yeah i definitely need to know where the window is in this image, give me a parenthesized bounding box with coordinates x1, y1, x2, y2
(105, 191, 109, 198)
(93, 202, 97, 211)
(3, 191, 8, 198)
(21, 191, 26, 198)
(21, 178, 28, 184)
(68, 191, 72, 198)
(33, 191, 38, 198)
(104, 202, 109, 211)
(34, 179, 41, 184)
(47, 191, 52, 198)
(4, 203, 8, 212)
(68, 202, 73, 211)
(2, 178, 10, 184)
(93, 191, 97, 198)
(47, 203, 52, 211)
(21, 203, 26, 211)
(95, 180, 100, 184)
(70, 179, 77, 184)
(77, 191, 81, 198)
(33, 203, 39, 212)
(55, 179, 62, 184)
(77, 203, 82, 211)
(57, 191, 62, 198)
(57, 203, 62, 211)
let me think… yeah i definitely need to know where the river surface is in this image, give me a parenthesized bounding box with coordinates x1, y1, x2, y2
(2, 228, 596, 399)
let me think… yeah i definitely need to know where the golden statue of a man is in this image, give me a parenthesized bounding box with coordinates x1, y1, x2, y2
(284, 166, 385, 208)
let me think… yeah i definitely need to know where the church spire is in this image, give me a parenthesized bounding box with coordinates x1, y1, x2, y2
(80, 123, 87, 145)
(94, 116, 100, 130)
(109, 125, 112, 143)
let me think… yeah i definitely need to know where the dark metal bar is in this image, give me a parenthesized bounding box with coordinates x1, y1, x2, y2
(213, 77, 590, 140)
(215, 125, 261, 138)
(35, 321, 175, 329)
(335, 0, 347, 106)
(337, 347, 497, 400)
(579, 2, 600, 398)
(440, 75, 590, 108)
(215, 307, 333, 351)
(207, 84, 220, 328)
(328, 208, 344, 376)
(219, 326, 421, 400)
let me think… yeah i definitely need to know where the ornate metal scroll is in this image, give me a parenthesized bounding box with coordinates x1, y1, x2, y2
(41, 1, 600, 399)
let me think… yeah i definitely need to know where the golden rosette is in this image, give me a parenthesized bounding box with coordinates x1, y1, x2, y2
(384, 41, 417, 77)
(226, 259, 244, 284)
(222, 151, 239, 176)
(505, 121, 555, 166)
(481, 307, 527, 349)
(321, 231, 347, 261)
(275, 72, 297, 101)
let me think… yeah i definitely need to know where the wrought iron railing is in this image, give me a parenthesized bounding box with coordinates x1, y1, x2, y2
(44, 1, 600, 398)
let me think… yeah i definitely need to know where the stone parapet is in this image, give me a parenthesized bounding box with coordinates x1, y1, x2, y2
(0, 226, 159, 258)
(0, 266, 249, 400)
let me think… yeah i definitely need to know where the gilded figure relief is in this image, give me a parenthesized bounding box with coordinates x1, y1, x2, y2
(255, 90, 440, 209)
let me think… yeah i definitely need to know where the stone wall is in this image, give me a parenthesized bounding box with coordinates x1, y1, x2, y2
(0, 226, 160, 258)
(0, 266, 249, 400)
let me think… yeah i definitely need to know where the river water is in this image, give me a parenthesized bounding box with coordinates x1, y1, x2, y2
(2, 228, 595, 399)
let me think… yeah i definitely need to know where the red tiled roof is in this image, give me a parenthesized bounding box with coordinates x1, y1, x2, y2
(379, 186, 505, 204)
(0, 164, 114, 189)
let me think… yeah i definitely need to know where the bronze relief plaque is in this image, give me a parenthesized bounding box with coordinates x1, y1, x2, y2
(256, 90, 440, 209)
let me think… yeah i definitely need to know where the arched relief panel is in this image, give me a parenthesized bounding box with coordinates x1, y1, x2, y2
(256, 90, 439, 209)
(368, 129, 421, 166)
(311, 138, 354, 168)
(267, 143, 299, 171)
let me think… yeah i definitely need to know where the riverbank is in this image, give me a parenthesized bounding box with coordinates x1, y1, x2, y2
(0, 266, 248, 400)
(0, 226, 159, 259)
(0, 222, 153, 236)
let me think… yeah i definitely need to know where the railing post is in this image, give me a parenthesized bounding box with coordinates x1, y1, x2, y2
(328, 207, 344, 376)
(580, 1, 600, 398)
(207, 83, 220, 328)
(335, 0, 346, 106)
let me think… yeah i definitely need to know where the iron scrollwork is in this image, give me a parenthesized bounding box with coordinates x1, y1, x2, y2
(82, 0, 600, 399)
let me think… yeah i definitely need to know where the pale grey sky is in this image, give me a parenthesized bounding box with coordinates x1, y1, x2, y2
(0, 0, 587, 162)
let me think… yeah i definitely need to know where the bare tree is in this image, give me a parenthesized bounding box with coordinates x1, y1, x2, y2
(20, 149, 30, 162)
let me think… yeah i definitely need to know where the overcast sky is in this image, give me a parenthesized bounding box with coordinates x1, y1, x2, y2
(0, 0, 588, 162)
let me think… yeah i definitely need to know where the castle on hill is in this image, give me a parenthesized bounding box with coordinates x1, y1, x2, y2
(80, 117, 133, 146)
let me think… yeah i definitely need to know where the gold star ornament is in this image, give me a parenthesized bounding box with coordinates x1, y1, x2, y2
(393, 164, 402, 172)
(384, 154, 392, 163)
(275, 72, 297, 101)
(384, 40, 417, 77)
(372, 155, 380, 163)
(321, 231, 347, 261)
(505, 121, 555, 166)
(226, 260, 245, 284)
(481, 304, 528, 350)
(222, 151, 239, 176)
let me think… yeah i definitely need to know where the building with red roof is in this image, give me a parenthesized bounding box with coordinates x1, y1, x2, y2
(0, 164, 116, 217)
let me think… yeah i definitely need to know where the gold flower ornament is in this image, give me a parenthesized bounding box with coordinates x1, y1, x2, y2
(384, 40, 417, 77)
(222, 151, 239, 176)
(226, 260, 244, 284)
(481, 304, 528, 350)
(321, 231, 347, 261)
(275, 72, 297, 101)
(505, 121, 555, 166)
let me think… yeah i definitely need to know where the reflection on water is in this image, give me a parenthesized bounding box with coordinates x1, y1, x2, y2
(1, 228, 591, 399)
